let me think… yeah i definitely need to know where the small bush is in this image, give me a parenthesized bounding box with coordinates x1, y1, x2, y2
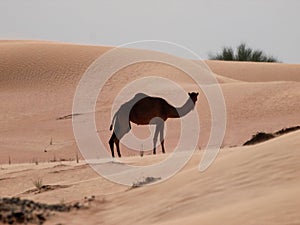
(130, 176, 161, 189)
(33, 178, 43, 190)
(275, 126, 300, 135)
(243, 132, 275, 145)
(210, 43, 279, 62)
(243, 126, 300, 146)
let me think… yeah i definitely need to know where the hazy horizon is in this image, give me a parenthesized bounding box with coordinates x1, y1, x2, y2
(0, 0, 299, 63)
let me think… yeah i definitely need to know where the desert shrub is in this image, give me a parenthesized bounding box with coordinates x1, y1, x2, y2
(275, 126, 300, 135)
(33, 178, 43, 190)
(130, 176, 161, 189)
(210, 43, 279, 62)
(243, 126, 300, 146)
(243, 132, 275, 145)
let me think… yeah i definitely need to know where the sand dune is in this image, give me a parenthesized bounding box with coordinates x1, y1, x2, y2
(206, 60, 300, 82)
(0, 40, 300, 224)
(1, 131, 299, 225)
(1, 41, 299, 163)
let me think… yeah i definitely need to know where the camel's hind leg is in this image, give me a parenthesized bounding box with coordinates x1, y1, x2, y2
(109, 132, 123, 158)
(115, 138, 121, 158)
(109, 133, 116, 158)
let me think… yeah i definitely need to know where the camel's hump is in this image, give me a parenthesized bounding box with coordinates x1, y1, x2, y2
(133, 93, 149, 100)
(134, 93, 148, 98)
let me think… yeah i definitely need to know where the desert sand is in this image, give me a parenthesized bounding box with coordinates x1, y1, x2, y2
(0, 40, 300, 224)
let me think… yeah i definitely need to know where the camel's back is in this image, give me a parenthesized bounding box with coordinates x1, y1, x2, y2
(129, 96, 172, 124)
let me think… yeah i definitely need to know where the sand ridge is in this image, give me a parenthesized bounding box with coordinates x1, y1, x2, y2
(0, 40, 300, 224)
(1, 131, 299, 225)
(1, 41, 299, 163)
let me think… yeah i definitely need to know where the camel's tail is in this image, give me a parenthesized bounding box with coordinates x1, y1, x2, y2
(109, 112, 117, 131)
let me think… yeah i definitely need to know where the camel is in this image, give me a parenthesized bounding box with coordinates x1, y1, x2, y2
(109, 92, 199, 157)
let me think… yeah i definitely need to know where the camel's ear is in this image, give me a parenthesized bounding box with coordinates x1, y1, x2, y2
(196, 92, 199, 96)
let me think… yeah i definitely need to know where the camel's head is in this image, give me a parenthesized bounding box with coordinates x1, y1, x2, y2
(188, 92, 199, 104)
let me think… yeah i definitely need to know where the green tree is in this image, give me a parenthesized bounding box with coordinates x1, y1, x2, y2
(210, 43, 279, 62)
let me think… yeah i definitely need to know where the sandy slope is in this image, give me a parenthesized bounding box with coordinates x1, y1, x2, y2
(0, 40, 300, 224)
(206, 60, 300, 82)
(1, 131, 299, 225)
(0, 41, 299, 163)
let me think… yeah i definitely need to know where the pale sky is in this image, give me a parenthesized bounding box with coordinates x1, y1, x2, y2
(0, 0, 299, 63)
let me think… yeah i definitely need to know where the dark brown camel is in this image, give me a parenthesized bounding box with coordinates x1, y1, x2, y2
(109, 92, 199, 157)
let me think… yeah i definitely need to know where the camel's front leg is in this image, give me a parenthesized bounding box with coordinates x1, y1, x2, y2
(153, 124, 160, 155)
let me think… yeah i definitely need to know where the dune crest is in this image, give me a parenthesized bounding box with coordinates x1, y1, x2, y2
(1, 40, 300, 224)
(0, 40, 299, 163)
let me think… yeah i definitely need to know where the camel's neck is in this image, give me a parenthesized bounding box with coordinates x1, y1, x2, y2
(168, 98, 195, 118)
